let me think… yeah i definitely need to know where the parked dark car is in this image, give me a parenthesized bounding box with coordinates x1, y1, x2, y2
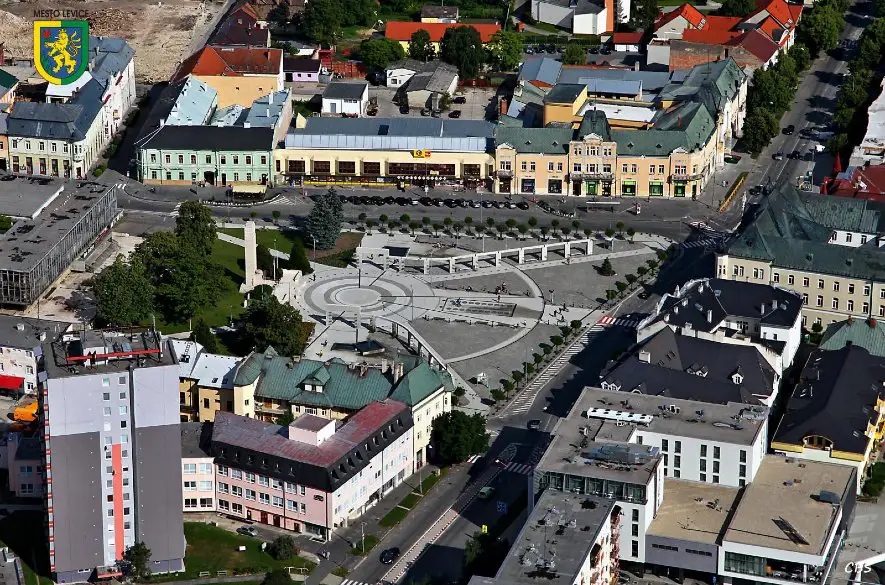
(399, 105, 410, 114)
(449, 110, 462, 118)
(600, 46, 612, 54)
(517, 201, 530, 210)
(589, 46, 599, 54)
(383, 196, 396, 205)
(420, 108, 430, 116)
(370, 196, 383, 205)
(772, 151, 784, 161)
(527, 419, 542, 430)
(380, 548, 401, 565)
(547, 44, 557, 53)
(453, 96, 467, 104)
(783, 124, 795, 135)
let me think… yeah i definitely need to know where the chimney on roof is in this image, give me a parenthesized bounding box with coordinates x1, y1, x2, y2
(706, 309, 713, 323)
(393, 362, 404, 384)
(269, 92, 274, 104)
(638, 350, 651, 363)
(760, 302, 766, 314)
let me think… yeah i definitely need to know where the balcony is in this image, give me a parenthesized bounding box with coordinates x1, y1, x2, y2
(256, 404, 286, 415)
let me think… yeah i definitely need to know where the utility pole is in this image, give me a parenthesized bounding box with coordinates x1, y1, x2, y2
(360, 522, 367, 555)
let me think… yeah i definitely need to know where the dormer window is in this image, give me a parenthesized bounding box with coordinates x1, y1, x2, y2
(732, 373, 743, 384)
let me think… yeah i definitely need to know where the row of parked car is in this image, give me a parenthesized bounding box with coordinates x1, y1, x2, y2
(525, 44, 613, 55)
(314, 193, 534, 210)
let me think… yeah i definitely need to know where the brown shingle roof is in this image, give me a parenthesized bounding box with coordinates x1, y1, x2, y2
(172, 46, 282, 82)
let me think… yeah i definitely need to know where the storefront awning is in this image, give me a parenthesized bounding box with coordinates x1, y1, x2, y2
(0, 375, 24, 390)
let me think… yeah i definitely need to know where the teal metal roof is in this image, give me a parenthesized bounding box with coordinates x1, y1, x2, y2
(495, 126, 573, 154)
(234, 348, 450, 410)
(725, 187, 885, 281)
(821, 318, 885, 358)
(577, 110, 612, 142)
(612, 101, 715, 157)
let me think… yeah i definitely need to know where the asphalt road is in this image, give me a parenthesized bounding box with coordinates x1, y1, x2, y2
(742, 0, 871, 199)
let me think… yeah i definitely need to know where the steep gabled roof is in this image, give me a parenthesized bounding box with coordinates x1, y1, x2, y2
(733, 29, 779, 63)
(654, 3, 706, 31)
(172, 46, 283, 82)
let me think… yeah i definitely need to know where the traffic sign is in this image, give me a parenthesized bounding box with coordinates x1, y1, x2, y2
(497, 501, 508, 514)
(481, 524, 488, 534)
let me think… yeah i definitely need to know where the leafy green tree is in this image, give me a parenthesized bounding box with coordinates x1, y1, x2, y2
(716, 0, 755, 16)
(626, 273, 638, 286)
(191, 318, 219, 353)
(570, 319, 582, 329)
(440, 25, 486, 78)
(615, 281, 627, 293)
(307, 188, 343, 249)
(626, 227, 636, 241)
(796, 5, 843, 57)
(562, 43, 585, 65)
(550, 335, 563, 346)
(262, 569, 292, 585)
(629, 0, 658, 31)
(301, 0, 343, 44)
(286, 239, 313, 274)
(741, 109, 779, 156)
(277, 411, 295, 426)
(430, 411, 490, 464)
(528, 216, 538, 229)
(268, 2, 291, 27)
(241, 288, 310, 356)
(360, 37, 405, 70)
(464, 532, 510, 578)
(174, 200, 216, 257)
(122, 542, 152, 580)
(0, 215, 11, 232)
(93, 257, 155, 326)
(269, 536, 298, 560)
(488, 30, 524, 71)
(409, 29, 434, 61)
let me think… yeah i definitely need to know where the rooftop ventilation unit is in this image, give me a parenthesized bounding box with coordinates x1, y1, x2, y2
(583, 407, 653, 425)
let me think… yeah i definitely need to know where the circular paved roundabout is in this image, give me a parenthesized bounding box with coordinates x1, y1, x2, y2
(301, 271, 440, 320)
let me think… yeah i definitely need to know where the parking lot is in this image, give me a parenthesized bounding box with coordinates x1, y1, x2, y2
(317, 192, 538, 212)
(522, 46, 642, 68)
(370, 86, 498, 120)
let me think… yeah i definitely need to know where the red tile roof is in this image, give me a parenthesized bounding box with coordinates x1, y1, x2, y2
(705, 15, 743, 30)
(734, 29, 779, 62)
(612, 32, 644, 44)
(384, 21, 501, 43)
(753, 0, 795, 28)
(230, 2, 261, 23)
(757, 16, 788, 45)
(830, 165, 885, 197)
(172, 46, 283, 82)
(682, 28, 742, 44)
(654, 3, 706, 31)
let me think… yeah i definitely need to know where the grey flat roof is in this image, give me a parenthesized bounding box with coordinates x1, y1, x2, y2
(0, 180, 115, 272)
(495, 491, 614, 585)
(558, 68, 675, 92)
(0, 175, 65, 220)
(323, 82, 368, 100)
(647, 479, 741, 545)
(181, 422, 212, 458)
(44, 330, 175, 379)
(0, 315, 67, 350)
(537, 396, 661, 485)
(579, 387, 768, 445)
(544, 84, 587, 104)
(723, 456, 854, 555)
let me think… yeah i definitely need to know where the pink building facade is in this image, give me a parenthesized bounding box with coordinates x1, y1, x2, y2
(212, 400, 414, 540)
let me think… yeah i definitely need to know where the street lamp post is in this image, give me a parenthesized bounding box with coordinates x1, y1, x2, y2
(360, 522, 367, 555)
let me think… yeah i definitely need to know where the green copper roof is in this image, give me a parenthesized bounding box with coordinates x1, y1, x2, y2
(724, 186, 885, 281)
(234, 349, 450, 410)
(612, 101, 715, 157)
(0, 69, 17, 94)
(577, 110, 611, 142)
(659, 58, 746, 116)
(495, 126, 573, 154)
(821, 318, 885, 358)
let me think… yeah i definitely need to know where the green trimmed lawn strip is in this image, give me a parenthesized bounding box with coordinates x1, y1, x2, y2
(218, 228, 302, 254)
(400, 493, 421, 509)
(349, 534, 379, 556)
(380, 506, 409, 527)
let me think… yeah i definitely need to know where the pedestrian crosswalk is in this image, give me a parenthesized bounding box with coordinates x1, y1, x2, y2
(340, 579, 373, 585)
(597, 315, 642, 328)
(467, 454, 482, 464)
(169, 202, 182, 217)
(502, 462, 534, 475)
(507, 325, 606, 414)
(681, 237, 723, 249)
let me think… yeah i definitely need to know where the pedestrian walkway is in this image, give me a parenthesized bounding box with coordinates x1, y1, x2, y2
(170, 202, 182, 217)
(339, 579, 374, 585)
(597, 315, 642, 328)
(504, 323, 606, 415)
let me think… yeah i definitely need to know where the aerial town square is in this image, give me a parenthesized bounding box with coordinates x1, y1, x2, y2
(0, 0, 884, 585)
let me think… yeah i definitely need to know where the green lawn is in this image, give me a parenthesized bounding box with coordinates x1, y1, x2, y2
(379, 506, 409, 527)
(218, 227, 302, 254)
(400, 493, 421, 509)
(527, 21, 568, 34)
(175, 523, 315, 579)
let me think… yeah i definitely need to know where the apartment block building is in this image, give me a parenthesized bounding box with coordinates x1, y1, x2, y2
(40, 329, 184, 583)
(716, 187, 885, 328)
(211, 401, 413, 539)
(230, 349, 451, 470)
(470, 492, 618, 585)
(637, 278, 803, 381)
(0, 316, 67, 395)
(180, 422, 216, 512)
(577, 388, 769, 487)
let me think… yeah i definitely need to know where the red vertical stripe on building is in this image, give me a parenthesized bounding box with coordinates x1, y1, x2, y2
(112, 445, 124, 560)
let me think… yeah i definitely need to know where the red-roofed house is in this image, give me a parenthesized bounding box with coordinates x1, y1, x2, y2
(210, 402, 414, 538)
(648, 0, 800, 70)
(172, 46, 284, 107)
(384, 22, 502, 51)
